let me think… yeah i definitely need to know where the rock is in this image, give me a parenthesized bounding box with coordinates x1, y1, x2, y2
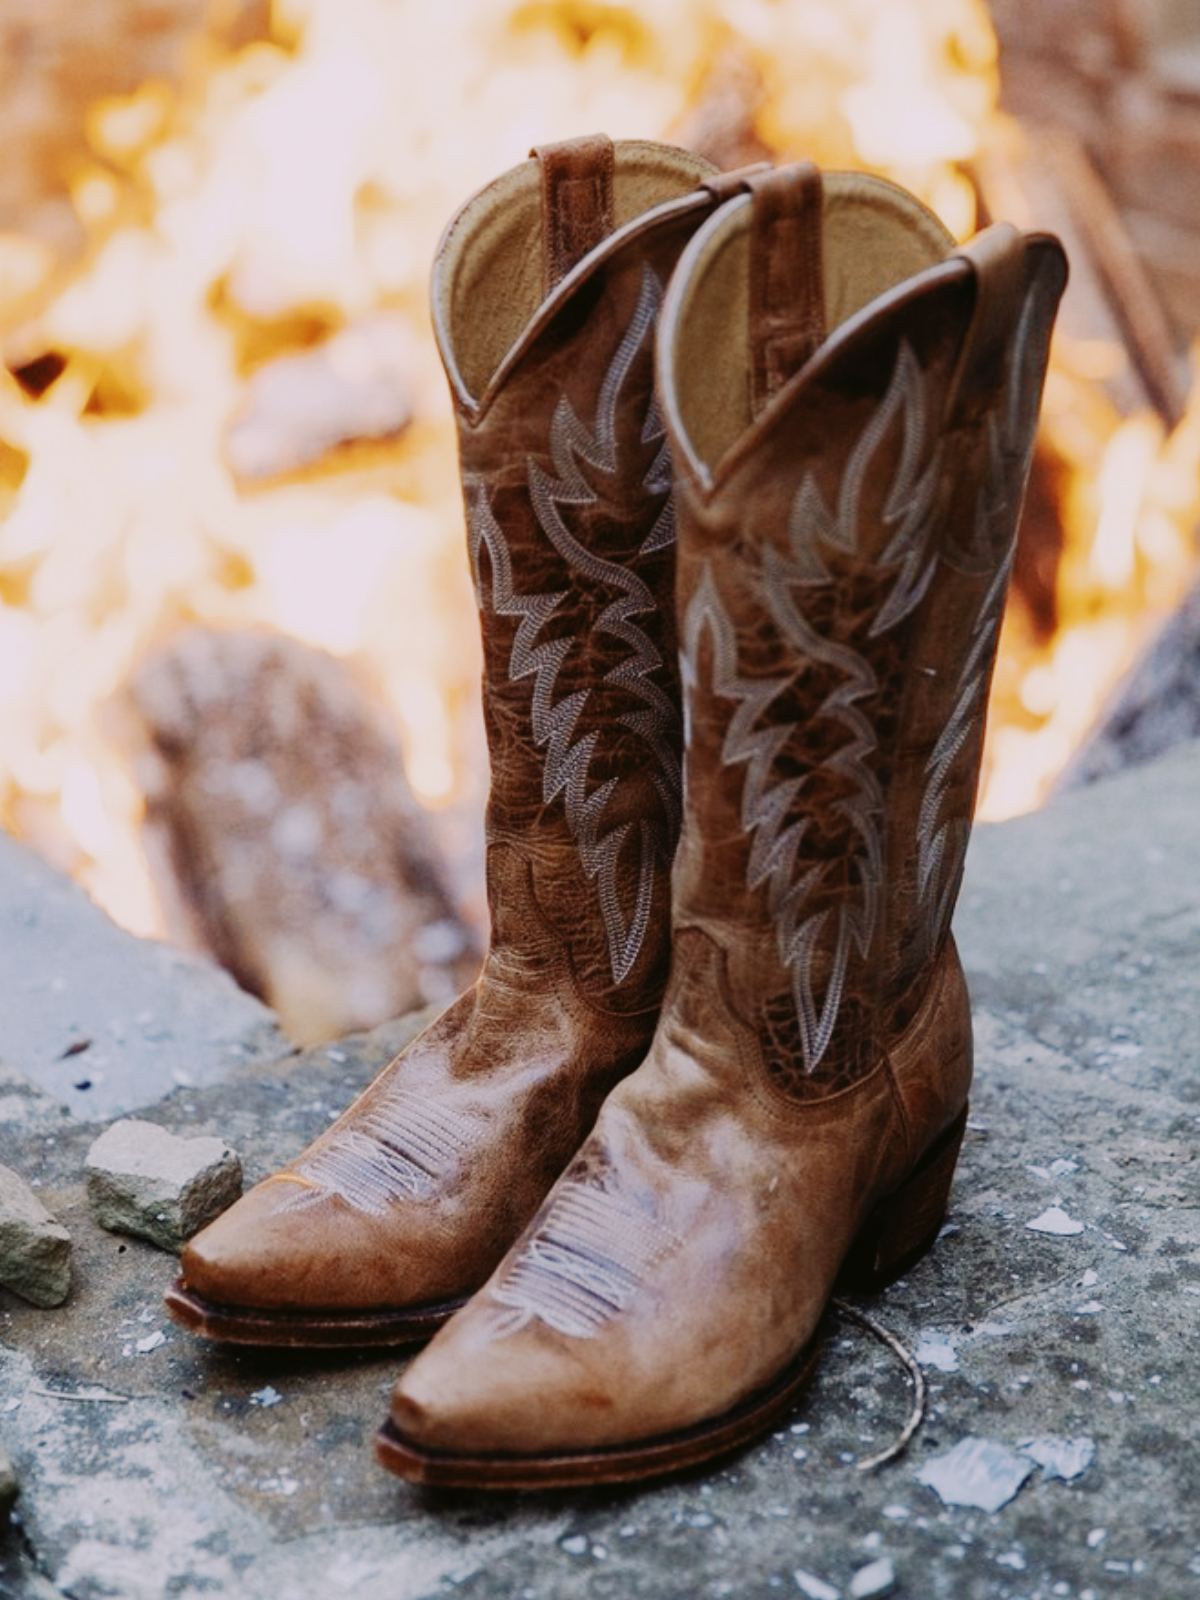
(85, 1119, 243, 1253)
(0, 1162, 71, 1307)
(0, 1446, 17, 1518)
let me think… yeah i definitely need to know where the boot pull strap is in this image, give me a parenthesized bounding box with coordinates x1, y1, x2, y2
(944, 222, 1028, 427)
(531, 133, 615, 296)
(698, 161, 772, 204)
(746, 161, 826, 416)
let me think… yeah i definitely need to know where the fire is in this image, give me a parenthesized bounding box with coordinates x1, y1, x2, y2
(0, 0, 1194, 963)
(980, 332, 1200, 818)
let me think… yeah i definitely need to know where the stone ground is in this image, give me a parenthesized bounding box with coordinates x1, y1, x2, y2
(0, 743, 1198, 1600)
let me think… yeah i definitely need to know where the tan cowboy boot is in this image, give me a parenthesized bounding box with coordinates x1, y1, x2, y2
(376, 165, 1067, 1480)
(166, 137, 757, 1346)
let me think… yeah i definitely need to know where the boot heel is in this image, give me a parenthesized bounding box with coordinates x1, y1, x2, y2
(838, 1105, 968, 1293)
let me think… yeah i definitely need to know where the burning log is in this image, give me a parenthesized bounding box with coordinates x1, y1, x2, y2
(1054, 576, 1200, 792)
(670, 41, 774, 173)
(114, 627, 480, 1044)
(224, 314, 416, 486)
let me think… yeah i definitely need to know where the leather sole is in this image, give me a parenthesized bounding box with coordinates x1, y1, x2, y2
(163, 1280, 465, 1348)
(373, 1105, 969, 1487)
(375, 1333, 826, 1488)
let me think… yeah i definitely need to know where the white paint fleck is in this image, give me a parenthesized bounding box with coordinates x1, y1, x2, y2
(849, 1557, 896, 1598)
(561, 1535, 588, 1557)
(257, 1473, 299, 1496)
(1027, 1159, 1079, 1181)
(1073, 1301, 1103, 1315)
(996, 1551, 1026, 1571)
(250, 1386, 283, 1408)
(792, 1569, 840, 1600)
(1020, 1436, 1096, 1481)
(1080, 1269, 1099, 1288)
(134, 1331, 166, 1354)
(916, 1437, 1034, 1512)
(1087, 1529, 1107, 1548)
(914, 1331, 959, 1373)
(881, 1505, 910, 1521)
(1026, 1204, 1084, 1236)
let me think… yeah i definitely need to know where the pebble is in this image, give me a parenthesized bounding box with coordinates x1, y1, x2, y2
(0, 1161, 71, 1307)
(85, 1119, 243, 1253)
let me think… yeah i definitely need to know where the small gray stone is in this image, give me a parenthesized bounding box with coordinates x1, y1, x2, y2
(0, 1162, 71, 1307)
(85, 1119, 242, 1253)
(0, 1446, 17, 1517)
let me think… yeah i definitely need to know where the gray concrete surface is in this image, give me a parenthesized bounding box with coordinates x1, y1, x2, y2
(1, 743, 1198, 1599)
(0, 830, 286, 1121)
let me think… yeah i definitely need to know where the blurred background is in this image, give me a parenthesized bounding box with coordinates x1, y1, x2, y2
(0, 0, 1198, 1043)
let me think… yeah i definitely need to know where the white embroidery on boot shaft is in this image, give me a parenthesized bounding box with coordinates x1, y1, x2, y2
(681, 339, 939, 1074)
(466, 266, 680, 986)
(490, 1180, 680, 1339)
(916, 283, 1047, 951)
(282, 1090, 476, 1215)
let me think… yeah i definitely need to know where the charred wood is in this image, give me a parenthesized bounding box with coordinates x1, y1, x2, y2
(1055, 574, 1200, 791)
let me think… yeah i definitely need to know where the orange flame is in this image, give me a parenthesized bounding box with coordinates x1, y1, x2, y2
(0, 0, 1194, 943)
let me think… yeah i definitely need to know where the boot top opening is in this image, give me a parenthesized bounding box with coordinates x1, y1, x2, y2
(661, 170, 956, 478)
(434, 139, 714, 405)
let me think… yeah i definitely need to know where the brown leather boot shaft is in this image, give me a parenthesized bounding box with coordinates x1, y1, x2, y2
(438, 135, 724, 1012)
(380, 168, 1067, 1484)
(167, 140, 740, 1341)
(665, 171, 1068, 1098)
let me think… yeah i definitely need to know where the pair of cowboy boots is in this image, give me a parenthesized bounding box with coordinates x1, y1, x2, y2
(168, 136, 1067, 1488)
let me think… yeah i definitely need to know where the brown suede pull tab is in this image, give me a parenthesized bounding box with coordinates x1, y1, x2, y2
(945, 222, 1027, 427)
(531, 133, 616, 296)
(747, 162, 826, 415)
(699, 161, 773, 204)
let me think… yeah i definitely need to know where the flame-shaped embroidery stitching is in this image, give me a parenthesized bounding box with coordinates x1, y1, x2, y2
(467, 265, 680, 985)
(490, 1180, 681, 1339)
(281, 1090, 476, 1216)
(916, 282, 1049, 951)
(682, 339, 939, 1073)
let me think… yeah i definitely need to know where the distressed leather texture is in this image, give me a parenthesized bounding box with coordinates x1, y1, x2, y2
(176, 139, 736, 1323)
(385, 169, 1067, 1463)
